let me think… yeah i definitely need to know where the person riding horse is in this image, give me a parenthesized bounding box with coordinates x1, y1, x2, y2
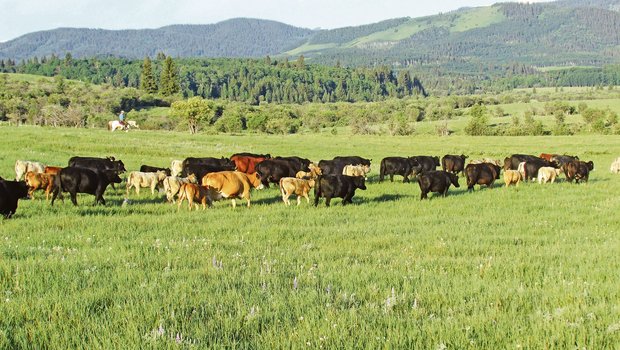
(118, 110, 126, 127)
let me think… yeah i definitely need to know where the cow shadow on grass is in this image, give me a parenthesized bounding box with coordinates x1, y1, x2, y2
(252, 195, 286, 206)
(368, 193, 414, 203)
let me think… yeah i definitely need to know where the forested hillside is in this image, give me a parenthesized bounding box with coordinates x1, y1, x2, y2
(0, 19, 313, 60)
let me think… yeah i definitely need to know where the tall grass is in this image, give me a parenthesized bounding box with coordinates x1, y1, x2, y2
(1, 126, 619, 348)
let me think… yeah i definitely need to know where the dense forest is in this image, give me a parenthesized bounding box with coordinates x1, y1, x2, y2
(0, 56, 427, 103)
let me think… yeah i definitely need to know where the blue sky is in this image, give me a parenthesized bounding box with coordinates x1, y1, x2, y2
(0, 0, 552, 42)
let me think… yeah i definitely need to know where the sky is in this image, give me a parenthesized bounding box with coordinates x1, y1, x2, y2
(0, 0, 553, 43)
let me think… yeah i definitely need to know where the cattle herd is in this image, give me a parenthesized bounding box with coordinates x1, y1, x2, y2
(0, 152, 616, 219)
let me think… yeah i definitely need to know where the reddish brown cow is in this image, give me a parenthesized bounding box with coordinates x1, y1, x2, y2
(24, 171, 56, 200)
(44, 166, 63, 175)
(539, 153, 553, 161)
(230, 155, 269, 174)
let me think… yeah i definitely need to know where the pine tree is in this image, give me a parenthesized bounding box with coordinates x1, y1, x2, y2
(140, 57, 157, 93)
(160, 56, 180, 96)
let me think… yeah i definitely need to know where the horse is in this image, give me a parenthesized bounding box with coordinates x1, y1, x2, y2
(108, 120, 139, 132)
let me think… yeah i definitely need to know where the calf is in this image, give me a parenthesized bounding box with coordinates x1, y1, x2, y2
(537, 167, 562, 184)
(177, 183, 211, 210)
(279, 177, 316, 206)
(610, 157, 620, 174)
(564, 161, 594, 183)
(24, 171, 56, 200)
(0, 180, 29, 218)
(417, 171, 460, 200)
(162, 174, 198, 203)
(126, 171, 168, 196)
(314, 175, 367, 207)
(15, 160, 45, 181)
(342, 164, 370, 178)
(170, 160, 184, 177)
(503, 170, 521, 187)
(296, 163, 322, 179)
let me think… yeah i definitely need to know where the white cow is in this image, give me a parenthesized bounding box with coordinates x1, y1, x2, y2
(162, 174, 198, 203)
(170, 160, 184, 177)
(610, 157, 620, 174)
(15, 160, 45, 181)
(537, 167, 562, 184)
(126, 171, 167, 196)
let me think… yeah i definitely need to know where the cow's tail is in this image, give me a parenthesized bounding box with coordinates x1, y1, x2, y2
(279, 178, 286, 198)
(523, 162, 528, 182)
(314, 175, 322, 206)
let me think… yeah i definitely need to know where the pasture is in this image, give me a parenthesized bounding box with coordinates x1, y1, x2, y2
(1, 126, 619, 348)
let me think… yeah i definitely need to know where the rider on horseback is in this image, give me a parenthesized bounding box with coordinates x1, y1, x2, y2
(118, 110, 126, 127)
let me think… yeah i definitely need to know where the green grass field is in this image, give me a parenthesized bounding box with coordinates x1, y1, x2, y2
(1, 126, 619, 348)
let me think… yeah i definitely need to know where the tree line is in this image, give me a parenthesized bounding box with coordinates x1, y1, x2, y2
(0, 55, 427, 104)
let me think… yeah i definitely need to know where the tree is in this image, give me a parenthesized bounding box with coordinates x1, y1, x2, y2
(171, 97, 213, 134)
(160, 56, 180, 96)
(464, 104, 489, 136)
(140, 57, 157, 93)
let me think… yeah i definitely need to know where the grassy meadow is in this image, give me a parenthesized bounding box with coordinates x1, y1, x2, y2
(1, 126, 619, 348)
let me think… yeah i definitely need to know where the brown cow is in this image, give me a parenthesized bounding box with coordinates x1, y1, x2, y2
(177, 183, 210, 210)
(279, 177, 316, 206)
(201, 171, 264, 208)
(44, 166, 63, 175)
(24, 171, 56, 200)
(230, 155, 270, 174)
(539, 153, 553, 161)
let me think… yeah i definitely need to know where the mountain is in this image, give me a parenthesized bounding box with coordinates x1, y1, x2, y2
(2, 0, 620, 72)
(0, 18, 313, 60)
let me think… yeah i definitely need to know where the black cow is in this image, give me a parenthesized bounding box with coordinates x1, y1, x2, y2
(68, 156, 126, 173)
(255, 159, 296, 187)
(411, 156, 440, 173)
(51, 167, 122, 206)
(417, 171, 460, 200)
(564, 160, 594, 183)
(465, 163, 501, 191)
(314, 175, 367, 207)
(274, 156, 312, 172)
(442, 155, 468, 175)
(318, 159, 347, 175)
(522, 159, 557, 181)
(551, 154, 579, 168)
(181, 157, 235, 177)
(503, 154, 542, 171)
(379, 157, 421, 183)
(139, 165, 172, 176)
(0, 180, 29, 218)
(332, 156, 371, 167)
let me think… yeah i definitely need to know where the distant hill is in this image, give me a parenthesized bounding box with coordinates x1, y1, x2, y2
(2, 0, 620, 72)
(0, 18, 313, 59)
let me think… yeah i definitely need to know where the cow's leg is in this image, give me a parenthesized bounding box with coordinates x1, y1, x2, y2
(70, 191, 78, 206)
(51, 187, 60, 206)
(282, 192, 290, 206)
(303, 193, 310, 205)
(420, 191, 427, 200)
(390, 174, 394, 182)
(231, 198, 237, 209)
(325, 196, 331, 207)
(296, 195, 301, 206)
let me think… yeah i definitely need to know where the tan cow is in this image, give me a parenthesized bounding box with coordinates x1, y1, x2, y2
(24, 171, 56, 200)
(503, 170, 521, 187)
(537, 167, 562, 184)
(201, 171, 263, 208)
(162, 174, 197, 203)
(295, 163, 322, 179)
(126, 171, 167, 196)
(177, 183, 210, 210)
(15, 160, 45, 181)
(170, 160, 184, 177)
(279, 177, 316, 206)
(342, 164, 370, 178)
(469, 158, 501, 167)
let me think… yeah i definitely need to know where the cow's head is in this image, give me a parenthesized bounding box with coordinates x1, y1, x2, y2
(103, 170, 123, 184)
(247, 172, 265, 190)
(586, 161, 594, 171)
(448, 172, 460, 187)
(186, 174, 198, 184)
(433, 156, 440, 166)
(352, 176, 367, 190)
(155, 171, 167, 182)
(503, 157, 512, 171)
(460, 154, 468, 161)
(113, 160, 126, 173)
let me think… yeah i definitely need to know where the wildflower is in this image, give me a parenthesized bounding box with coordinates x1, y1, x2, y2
(293, 276, 298, 290)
